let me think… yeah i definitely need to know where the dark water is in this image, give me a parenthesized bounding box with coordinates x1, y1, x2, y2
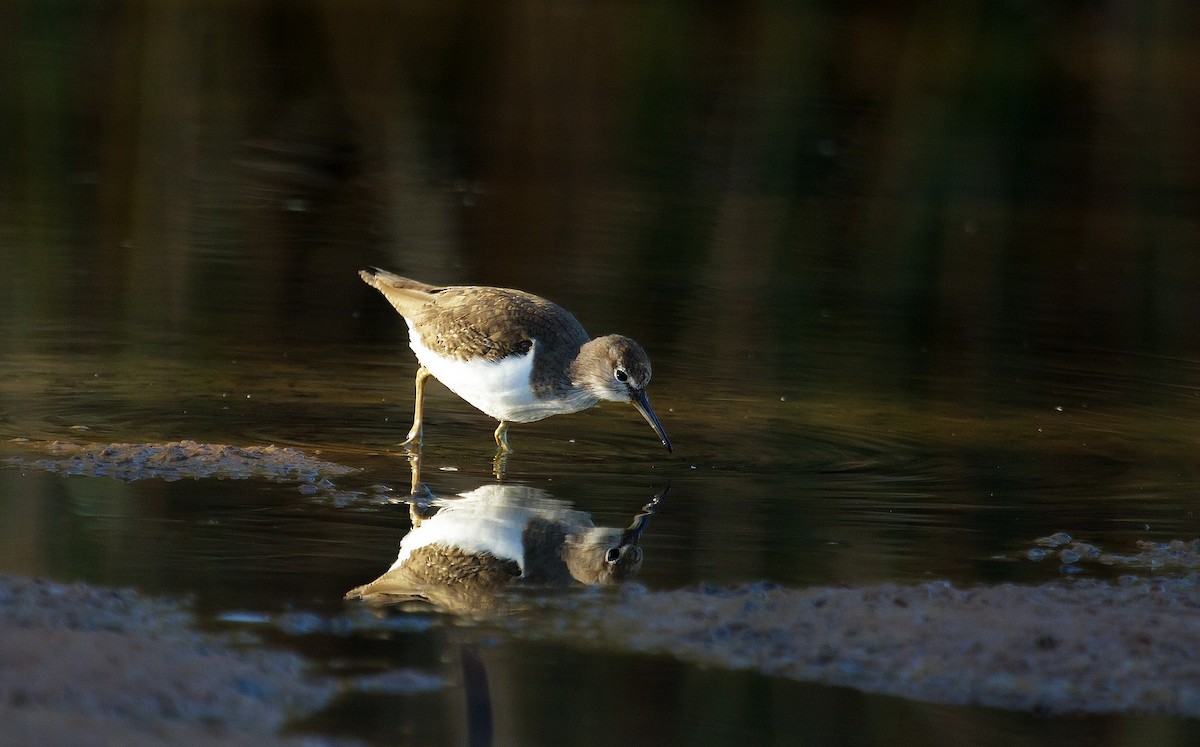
(3, 1, 1200, 744)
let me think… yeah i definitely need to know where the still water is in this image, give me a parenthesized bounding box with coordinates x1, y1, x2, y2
(2, 1, 1200, 744)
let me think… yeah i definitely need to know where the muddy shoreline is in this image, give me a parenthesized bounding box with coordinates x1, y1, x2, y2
(525, 576, 1200, 719)
(0, 574, 341, 747)
(6, 569, 1200, 747)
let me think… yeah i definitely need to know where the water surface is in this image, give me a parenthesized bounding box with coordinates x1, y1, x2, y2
(2, 1, 1200, 744)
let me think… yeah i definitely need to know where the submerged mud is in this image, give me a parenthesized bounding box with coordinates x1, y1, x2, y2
(529, 576, 1200, 718)
(3, 439, 370, 505)
(5, 439, 359, 484)
(1020, 532, 1200, 573)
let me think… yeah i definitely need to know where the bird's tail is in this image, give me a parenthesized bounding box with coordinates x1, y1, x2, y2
(358, 267, 440, 316)
(358, 267, 439, 293)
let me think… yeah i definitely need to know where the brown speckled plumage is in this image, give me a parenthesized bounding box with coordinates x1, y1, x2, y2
(345, 544, 521, 612)
(416, 286, 589, 396)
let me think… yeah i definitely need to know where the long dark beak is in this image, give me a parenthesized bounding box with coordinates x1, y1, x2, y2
(631, 389, 672, 452)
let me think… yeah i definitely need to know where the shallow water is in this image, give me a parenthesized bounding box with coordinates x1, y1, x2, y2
(3, 1, 1200, 744)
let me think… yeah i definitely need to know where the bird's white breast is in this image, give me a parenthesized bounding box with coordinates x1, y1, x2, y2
(406, 322, 589, 422)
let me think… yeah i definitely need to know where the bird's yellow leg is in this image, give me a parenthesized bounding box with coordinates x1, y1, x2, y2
(491, 421, 513, 479)
(401, 365, 431, 449)
(493, 420, 512, 453)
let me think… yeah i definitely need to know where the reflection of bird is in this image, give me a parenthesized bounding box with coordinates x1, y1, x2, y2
(358, 268, 671, 453)
(345, 485, 656, 613)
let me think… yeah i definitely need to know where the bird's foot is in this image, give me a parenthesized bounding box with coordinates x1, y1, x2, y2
(400, 427, 422, 451)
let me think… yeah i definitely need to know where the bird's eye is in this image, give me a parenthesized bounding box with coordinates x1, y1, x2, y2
(605, 547, 621, 563)
(614, 369, 629, 383)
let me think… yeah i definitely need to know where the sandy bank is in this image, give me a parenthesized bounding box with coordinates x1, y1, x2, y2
(529, 576, 1200, 717)
(0, 574, 341, 747)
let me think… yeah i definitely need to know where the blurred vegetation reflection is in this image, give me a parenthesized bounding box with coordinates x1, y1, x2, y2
(3, 1, 1197, 376)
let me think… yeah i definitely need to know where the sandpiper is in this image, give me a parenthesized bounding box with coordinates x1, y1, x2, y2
(345, 484, 659, 612)
(359, 268, 671, 453)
